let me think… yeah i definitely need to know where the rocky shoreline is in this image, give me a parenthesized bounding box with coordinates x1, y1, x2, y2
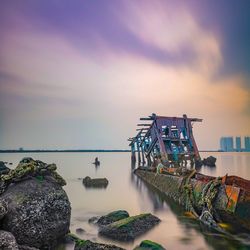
(0, 159, 165, 250)
(0, 158, 71, 249)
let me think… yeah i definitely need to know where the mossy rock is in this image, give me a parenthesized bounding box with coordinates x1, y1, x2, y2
(65, 233, 125, 250)
(0, 158, 66, 195)
(99, 213, 160, 241)
(97, 210, 129, 226)
(134, 240, 165, 250)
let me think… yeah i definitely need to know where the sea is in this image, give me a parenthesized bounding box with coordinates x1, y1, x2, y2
(0, 152, 250, 250)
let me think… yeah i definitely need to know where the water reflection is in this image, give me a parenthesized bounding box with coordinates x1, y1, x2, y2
(1, 152, 250, 250)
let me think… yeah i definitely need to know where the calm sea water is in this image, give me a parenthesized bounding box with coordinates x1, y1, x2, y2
(0, 152, 250, 250)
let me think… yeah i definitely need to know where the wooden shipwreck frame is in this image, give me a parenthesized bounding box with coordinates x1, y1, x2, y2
(128, 114, 202, 167)
(129, 114, 250, 233)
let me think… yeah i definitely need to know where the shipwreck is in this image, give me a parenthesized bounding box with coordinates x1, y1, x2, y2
(128, 114, 250, 232)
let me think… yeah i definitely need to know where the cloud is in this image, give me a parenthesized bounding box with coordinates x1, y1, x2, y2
(119, 1, 222, 75)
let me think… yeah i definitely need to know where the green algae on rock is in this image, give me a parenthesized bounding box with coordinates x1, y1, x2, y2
(134, 240, 165, 250)
(66, 233, 125, 250)
(0, 157, 66, 195)
(96, 210, 130, 226)
(99, 213, 160, 241)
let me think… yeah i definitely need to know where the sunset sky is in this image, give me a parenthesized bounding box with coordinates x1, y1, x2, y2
(0, 0, 249, 150)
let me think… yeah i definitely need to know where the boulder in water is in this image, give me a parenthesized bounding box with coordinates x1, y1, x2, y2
(66, 233, 125, 250)
(82, 176, 108, 188)
(203, 156, 216, 167)
(96, 210, 130, 226)
(133, 240, 165, 250)
(99, 213, 160, 241)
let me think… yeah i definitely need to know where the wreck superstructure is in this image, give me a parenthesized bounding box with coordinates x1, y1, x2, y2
(128, 114, 202, 167)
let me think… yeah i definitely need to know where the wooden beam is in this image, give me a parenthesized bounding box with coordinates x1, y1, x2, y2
(140, 117, 154, 121)
(137, 124, 151, 126)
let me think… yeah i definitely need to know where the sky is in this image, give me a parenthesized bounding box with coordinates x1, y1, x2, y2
(0, 0, 249, 150)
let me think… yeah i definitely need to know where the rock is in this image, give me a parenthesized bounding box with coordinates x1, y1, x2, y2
(67, 233, 125, 250)
(63, 233, 78, 244)
(0, 230, 19, 249)
(82, 176, 108, 188)
(0, 157, 66, 195)
(0, 158, 71, 249)
(134, 240, 165, 250)
(97, 210, 130, 226)
(88, 216, 100, 224)
(195, 159, 203, 168)
(19, 245, 40, 250)
(75, 240, 125, 250)
(203, 156, 216, 167)
(76, 228, 86, 234)
(99, 213, 160, 241)
(0, 161, 10, 175)
(0, 199, 8, 220)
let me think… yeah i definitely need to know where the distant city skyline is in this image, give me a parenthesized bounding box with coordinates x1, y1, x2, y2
(1, 1, 250, 150)
(220, 136, 250, 152)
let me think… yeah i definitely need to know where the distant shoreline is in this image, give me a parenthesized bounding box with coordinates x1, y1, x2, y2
(1, 150, 248, 153)
(0, 150, 130, 153)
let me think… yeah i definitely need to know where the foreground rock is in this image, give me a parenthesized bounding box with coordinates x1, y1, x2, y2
(202, 156, 216, 167)
(90, 210, 129, 226)
(66, 233, 125, 250)
(82, 176, 109, 188)
(0, 157, 71, 249)
(99, 213, 160, 241)
(0, 230, 19, 249)
(134, 240, 165, 250)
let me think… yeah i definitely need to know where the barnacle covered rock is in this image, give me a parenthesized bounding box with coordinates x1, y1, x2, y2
(0, 158, 71, 249)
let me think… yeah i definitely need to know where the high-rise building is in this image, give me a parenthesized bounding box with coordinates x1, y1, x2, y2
(220, 136, 250, 152)
(245, 136, 250, 152)
(220, 137, 234, 151)
(235, 137, 241, 151)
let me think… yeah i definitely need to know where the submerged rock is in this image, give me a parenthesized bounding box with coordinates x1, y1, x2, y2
(97, 210, 130, 226)
(134, 240, 165, 250)
(99, 213, 160, 241)
(203, 156, 216, 167)
(82, 176, 108, 188)
(66, 233, 125, 250)
(76, 228, 86, 234)
(0, 158, 71, 249)
(88, 216, 100, 224)
(75, 240, 125, 250)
